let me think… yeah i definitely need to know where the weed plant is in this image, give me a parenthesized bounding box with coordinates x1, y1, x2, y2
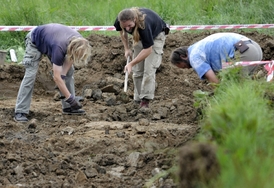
(195, 68, 274, 187)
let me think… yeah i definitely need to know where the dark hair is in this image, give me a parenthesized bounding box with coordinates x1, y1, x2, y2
(170, 46, 189, 65)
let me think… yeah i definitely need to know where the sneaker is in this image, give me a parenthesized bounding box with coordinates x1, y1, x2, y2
(14, 113, 29, 122)
(62, 108, 86, 115)
(140, 99, 149, 108)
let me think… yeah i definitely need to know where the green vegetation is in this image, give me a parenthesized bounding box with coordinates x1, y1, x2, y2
(194, 69, 274, 188)
(1, 0, 274, 187)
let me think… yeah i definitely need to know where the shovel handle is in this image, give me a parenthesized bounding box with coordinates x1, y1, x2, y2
(124, 56, 130, 92)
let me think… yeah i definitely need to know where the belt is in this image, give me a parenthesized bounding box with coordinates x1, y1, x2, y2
(162, 25, 170, 35)
(242, 40, 252, 44)
(234, 40, 252, 53)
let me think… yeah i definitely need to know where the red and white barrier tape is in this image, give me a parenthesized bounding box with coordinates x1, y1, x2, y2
(223, 60, 274, 82)
(1, 24, 274, 81)
(222, 61, 273, 69)
(264, 62, 274, 82)
(0, 24, 274, 31)
(170, 24, 274, 30)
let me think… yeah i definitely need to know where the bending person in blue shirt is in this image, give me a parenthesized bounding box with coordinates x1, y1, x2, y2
(14, 23, 92, 122)
(170, 32, 263, 83)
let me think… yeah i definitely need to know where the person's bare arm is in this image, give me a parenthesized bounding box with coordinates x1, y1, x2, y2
(119, 31, 131, 58)
(52, 64, 71, 98)
(61, 58, 73, 76)
(204, 69, 219, 84)
(124, 47, 153, 74)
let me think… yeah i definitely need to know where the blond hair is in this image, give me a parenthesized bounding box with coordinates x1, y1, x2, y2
(67, 37, 92, 65)
(118, 7, 146, 44)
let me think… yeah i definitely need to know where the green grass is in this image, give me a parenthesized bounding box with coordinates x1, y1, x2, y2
(195, 72, 274, 187)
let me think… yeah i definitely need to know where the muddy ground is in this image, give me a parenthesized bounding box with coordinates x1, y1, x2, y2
(0, 30, 274, 188)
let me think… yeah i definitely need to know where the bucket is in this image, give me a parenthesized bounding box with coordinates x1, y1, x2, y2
(0, 50, 7, 65)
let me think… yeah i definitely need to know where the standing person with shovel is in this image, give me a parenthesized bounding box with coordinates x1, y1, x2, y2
(114, 7, 169, 108)
(14, 23, 92, 122)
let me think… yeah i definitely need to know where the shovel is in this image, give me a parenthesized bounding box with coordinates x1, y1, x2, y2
(124, 56, 130, 92)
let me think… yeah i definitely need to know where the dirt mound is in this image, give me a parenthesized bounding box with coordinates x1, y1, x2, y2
(0, 30, 273, 187)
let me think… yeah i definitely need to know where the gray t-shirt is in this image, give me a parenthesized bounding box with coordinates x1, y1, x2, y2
(31, 23, 82, 66)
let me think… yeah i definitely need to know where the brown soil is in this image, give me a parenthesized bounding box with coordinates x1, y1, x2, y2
(0, 30, 274, 188)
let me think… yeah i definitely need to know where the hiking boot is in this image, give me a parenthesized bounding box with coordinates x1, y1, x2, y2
(14, 113, 29, 122)
(62, 108, 86, 115)
(140, 99, 149, 108)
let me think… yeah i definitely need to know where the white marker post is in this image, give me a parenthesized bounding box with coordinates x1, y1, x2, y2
(10, 49, 17, 62)
(124, 56, 130, 92)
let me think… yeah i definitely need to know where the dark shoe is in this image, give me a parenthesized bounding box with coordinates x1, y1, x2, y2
(62, 108, 86, 115)
(140, 99, 149, 108)
(14, 113, 29, 122)
(59, 95, 84, 101)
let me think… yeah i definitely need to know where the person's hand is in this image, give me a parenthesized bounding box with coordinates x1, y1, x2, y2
(61, 75, 66, 80)
(125, 50, 132, 60)
(65, 94, 82, 110)
(124, 63, 133, 74)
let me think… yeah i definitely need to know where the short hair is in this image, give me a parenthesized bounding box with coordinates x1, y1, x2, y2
(170, 46, 189, 65)
(67, 37, 92, 65)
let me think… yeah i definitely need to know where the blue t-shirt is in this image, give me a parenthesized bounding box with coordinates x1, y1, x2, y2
(188, 32, 250, 79)
(114, 8, 167, 49)
(31, 23, 82, 66)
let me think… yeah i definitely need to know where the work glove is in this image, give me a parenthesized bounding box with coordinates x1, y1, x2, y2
(65, 94, 82, 110)
(61, 75, 66, 80)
